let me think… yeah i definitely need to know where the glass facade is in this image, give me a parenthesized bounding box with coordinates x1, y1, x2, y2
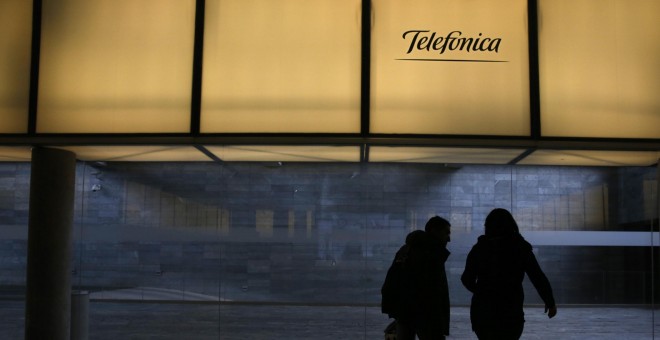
(0, 161, 657, 338)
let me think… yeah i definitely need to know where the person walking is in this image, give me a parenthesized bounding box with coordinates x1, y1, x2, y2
(461, 208, 557, 340)
(382, 216, 451, 340)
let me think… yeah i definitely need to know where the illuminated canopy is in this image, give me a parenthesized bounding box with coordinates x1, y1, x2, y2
(0, 0, 658, 166)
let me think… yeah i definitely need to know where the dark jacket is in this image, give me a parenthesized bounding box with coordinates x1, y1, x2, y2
(382, 230, 450, 335)
(461, 234, 555, 331)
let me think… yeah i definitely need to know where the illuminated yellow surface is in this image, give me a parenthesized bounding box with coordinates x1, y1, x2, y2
(1, 145, 657, 166)
(37, 0, 195, 133)
(58, 146, 211, 162)
(539, 0, 660, 138)
(519, 150, 660, 167)
(201, 0, 361, 133)
(0, 0, 32, 133)
(371, 0, 530, 135)
(205, 145, 361, 162)
(0, 147, 32, 161)
(369, 146, 525, 164)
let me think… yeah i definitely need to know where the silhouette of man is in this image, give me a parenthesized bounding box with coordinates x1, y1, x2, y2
(382, 216, 451, 340)
(461, 208, 557, 340)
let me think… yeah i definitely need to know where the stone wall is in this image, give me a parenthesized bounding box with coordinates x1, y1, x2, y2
(0, 162, 657, 305)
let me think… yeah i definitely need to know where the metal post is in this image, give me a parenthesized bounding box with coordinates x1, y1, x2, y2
(71, 291, 89, 340)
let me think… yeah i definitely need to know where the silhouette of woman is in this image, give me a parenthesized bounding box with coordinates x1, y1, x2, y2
(461, 208, 557, 340)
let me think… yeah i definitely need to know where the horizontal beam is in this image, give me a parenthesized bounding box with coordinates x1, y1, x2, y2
(0, 134, 659, 151)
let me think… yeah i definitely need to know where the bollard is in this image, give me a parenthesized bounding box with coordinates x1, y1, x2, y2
(71, 291, 89, 340)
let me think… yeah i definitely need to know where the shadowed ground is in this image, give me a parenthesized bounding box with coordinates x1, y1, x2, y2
(1, 298, 657, 339)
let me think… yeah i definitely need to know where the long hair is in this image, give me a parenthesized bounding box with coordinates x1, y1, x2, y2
(484, 208, 519, 237)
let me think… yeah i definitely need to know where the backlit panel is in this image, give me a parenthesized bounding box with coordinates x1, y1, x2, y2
(58, 146, 210, 162)
(369, 146, 525, 164)
(371, 0, 530, 135)
(205, 145, 361, 162)
(539, 0, 660, 138)
(0, 0, 32, 133)
(201, 0, 362, 133)
(519, 150, 660, 167)
(37, 0, 195, 133)
(0, 147, 32, 161)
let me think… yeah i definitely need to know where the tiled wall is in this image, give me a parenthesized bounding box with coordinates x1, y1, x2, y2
(0, 162, 657, 305)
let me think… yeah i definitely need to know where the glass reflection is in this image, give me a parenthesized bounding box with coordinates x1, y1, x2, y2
(70, 162, 658, 338)
(0, 161, 656, 338)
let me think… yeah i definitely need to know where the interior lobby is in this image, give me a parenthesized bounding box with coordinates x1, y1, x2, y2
(1, 0, 659, 339)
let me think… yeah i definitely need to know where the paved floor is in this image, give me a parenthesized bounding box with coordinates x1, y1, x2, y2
(1, 300, 658, 339)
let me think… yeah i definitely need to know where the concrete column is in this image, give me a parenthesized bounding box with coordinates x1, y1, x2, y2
(655, 160, 660, 309)
(71, 291, 89, 340)
(24, 147, 77, 340)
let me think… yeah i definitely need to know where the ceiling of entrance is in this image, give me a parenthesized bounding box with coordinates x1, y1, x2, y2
(1, 145, 658, 167)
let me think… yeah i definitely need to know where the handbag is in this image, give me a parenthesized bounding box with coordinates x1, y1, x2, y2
(384, 320, 397, 340)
